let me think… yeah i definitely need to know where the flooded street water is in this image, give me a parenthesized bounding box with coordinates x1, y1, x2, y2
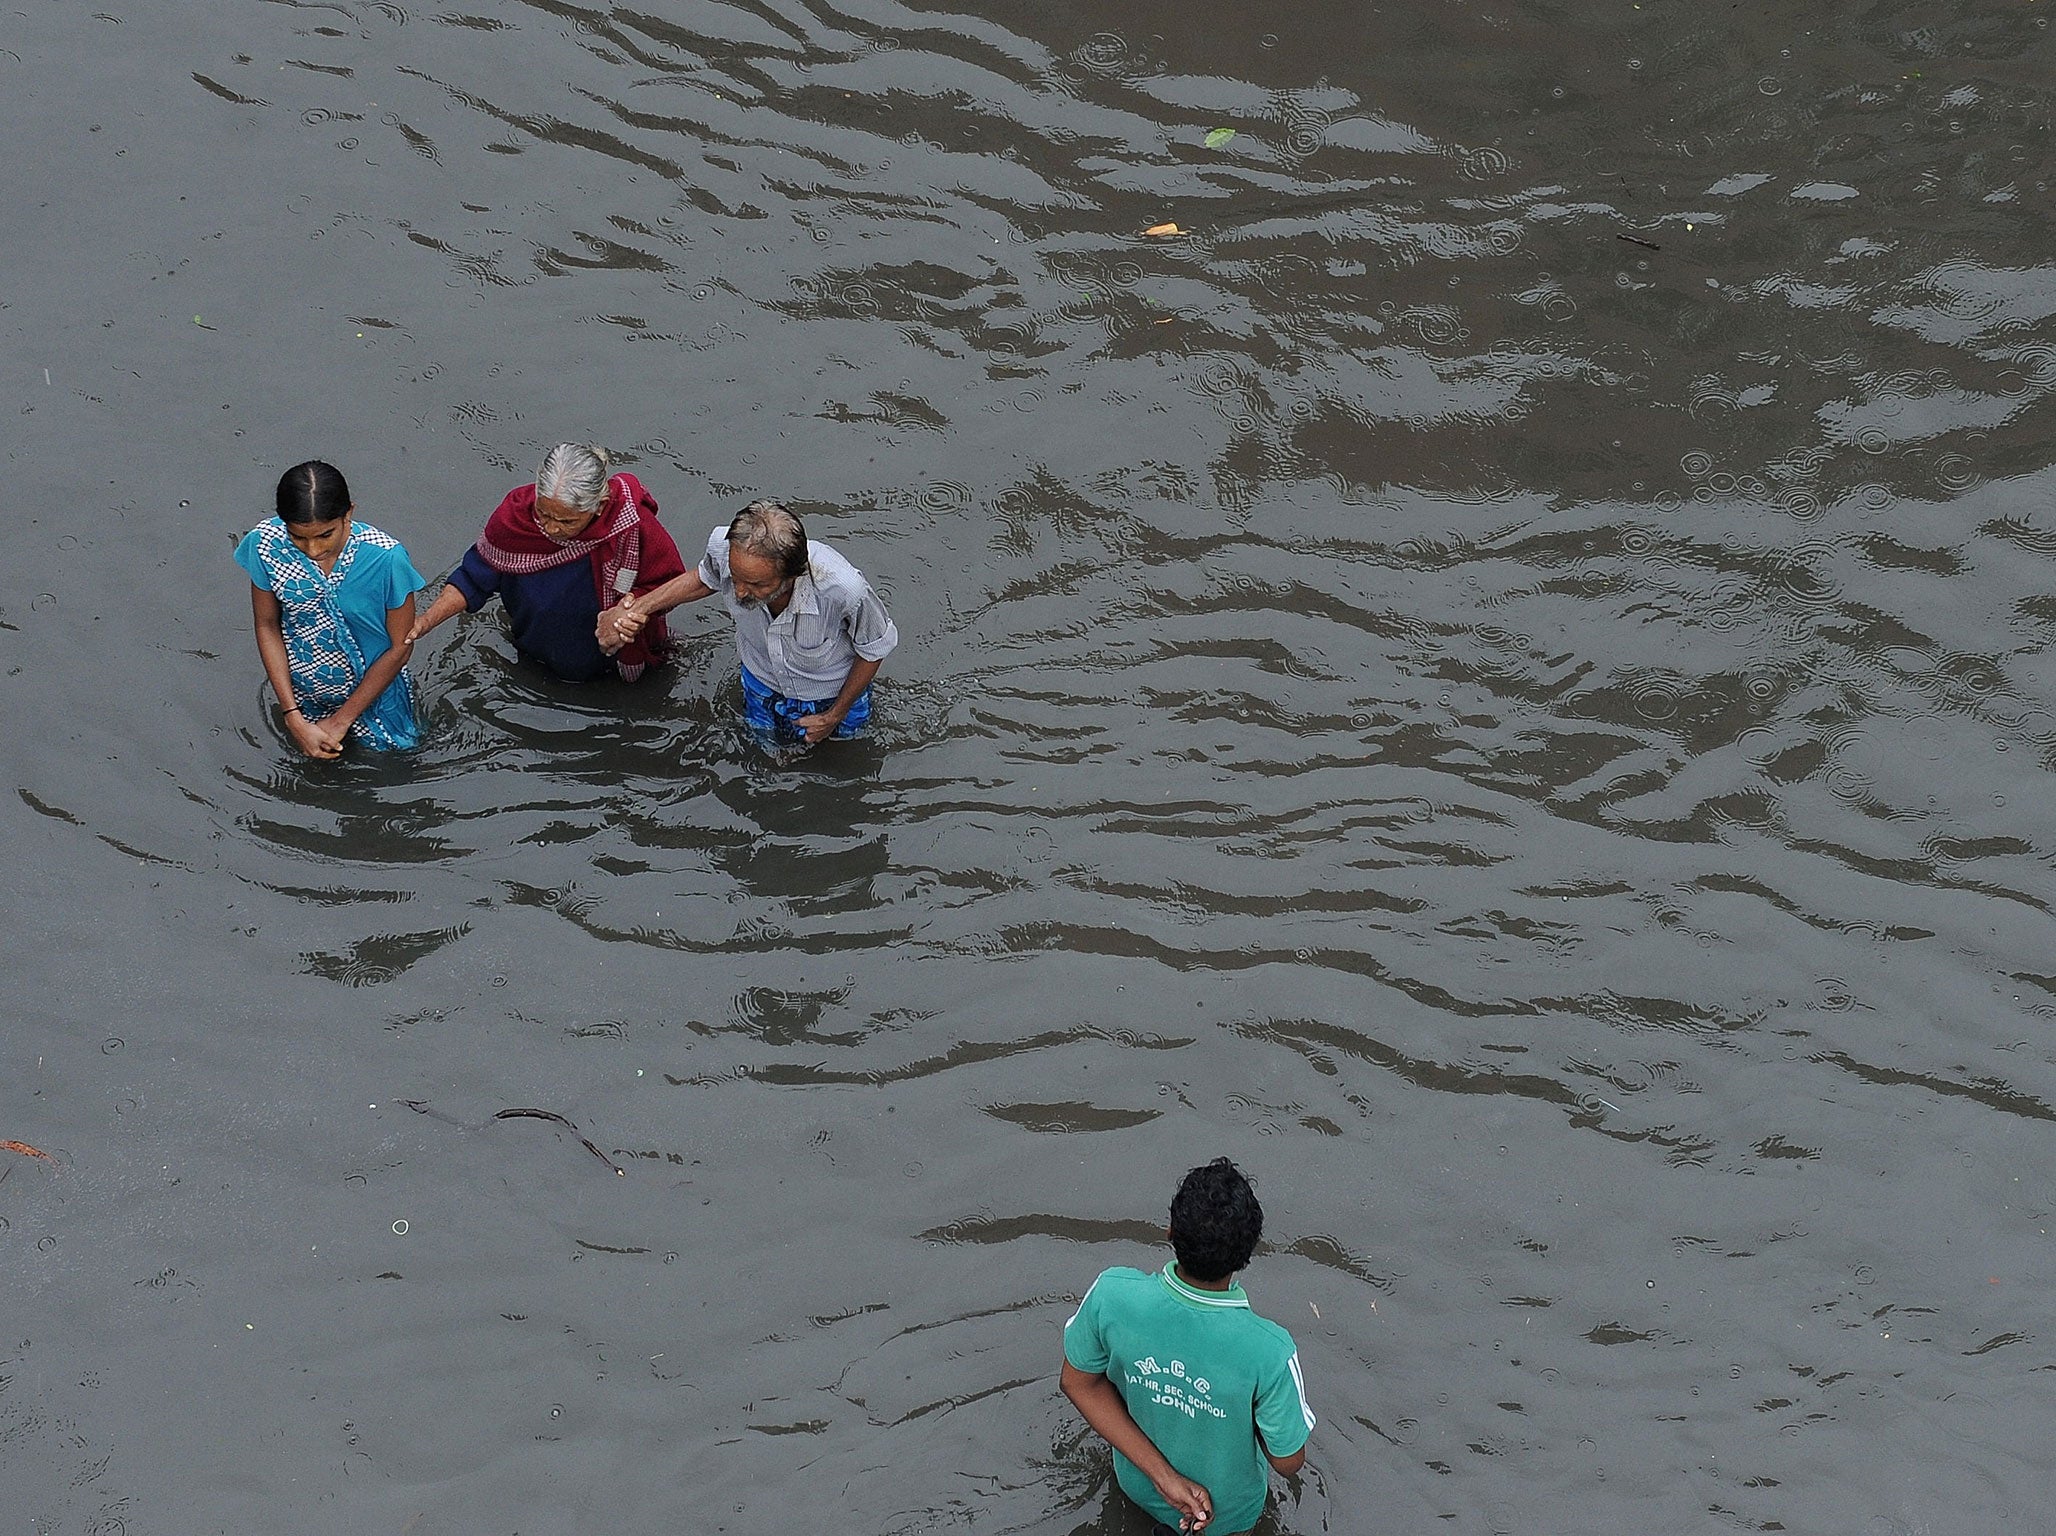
(6, 0, 2056, 1530)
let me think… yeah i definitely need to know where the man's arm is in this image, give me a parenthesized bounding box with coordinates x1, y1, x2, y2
(795, 655, 881, 745)
(619, 568, 713, 621)
(1252, 1347, 1315, 1481)
(1059, 1361, 1213, 1532)
(1265, 1445, 1306, 1477)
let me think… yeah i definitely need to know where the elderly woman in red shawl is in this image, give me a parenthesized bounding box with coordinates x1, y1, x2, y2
(410, 444, 687, 682)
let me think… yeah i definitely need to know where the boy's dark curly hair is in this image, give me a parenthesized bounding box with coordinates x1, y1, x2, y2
(1169, 1157, 1263, 1282)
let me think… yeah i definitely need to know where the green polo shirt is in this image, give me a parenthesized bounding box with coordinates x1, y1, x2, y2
(1065, 1263, 1315, 1533)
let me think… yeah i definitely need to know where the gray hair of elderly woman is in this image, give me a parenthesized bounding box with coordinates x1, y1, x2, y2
(536, 443, 615, 514)
(726, 499, 808, 578)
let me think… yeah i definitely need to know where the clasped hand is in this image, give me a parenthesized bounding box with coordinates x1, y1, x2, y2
(598, 597, 651, 655)
(288, 711, 348, 760)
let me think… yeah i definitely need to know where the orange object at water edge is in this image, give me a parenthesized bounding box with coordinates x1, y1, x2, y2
(1144, 222, 1183, 237)
(1, 1139, 55, 1163)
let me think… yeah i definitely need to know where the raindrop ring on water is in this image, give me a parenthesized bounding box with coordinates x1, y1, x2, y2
(919, 481, 971, 513)
(1632, 678, 1683, 722)
(1934, 454, 1979, 494)
(1679, 450, 1713, 478)
(2014, 340, 2056, 384)
(1462, 145, 1511, 179)
(1825, 767, 1869, 803)
(1078, 31, 1128, 73)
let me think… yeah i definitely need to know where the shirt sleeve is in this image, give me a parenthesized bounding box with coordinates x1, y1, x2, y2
(380, 541, 430, 610)
(698, 528, 730, 590)
(1254, 1346, 1315, 1458)
(841, 577, 899, 662)
(1062, 1273, 1113, 1375)
(232, 526, 272, 591)
(449, 547, 501, 611)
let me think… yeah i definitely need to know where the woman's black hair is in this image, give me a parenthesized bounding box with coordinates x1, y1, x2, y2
(1169, 1157, 1264, 1283)
(276, 460, 352, 525)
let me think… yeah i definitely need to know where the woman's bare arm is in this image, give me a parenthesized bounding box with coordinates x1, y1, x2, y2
(250, 585, 336, 759)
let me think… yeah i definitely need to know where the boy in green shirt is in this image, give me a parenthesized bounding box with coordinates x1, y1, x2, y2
(1062, 1158, 1315, 1535)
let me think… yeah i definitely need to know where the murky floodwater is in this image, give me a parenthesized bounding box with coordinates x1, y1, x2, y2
(6, 0, 2056, 1529)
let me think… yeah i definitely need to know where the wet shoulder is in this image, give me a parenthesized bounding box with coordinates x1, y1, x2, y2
(1086, 1266, 1165, 1308)
(233, 518, 288, 581)
(235, 517, 286, 556)
(1242, 1307, 1302, 1359)
(350, 521, 404, 555)
(806, 539, 872, 592)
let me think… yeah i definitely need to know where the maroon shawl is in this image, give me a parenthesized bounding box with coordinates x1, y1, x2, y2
(476, 471, 686, 679)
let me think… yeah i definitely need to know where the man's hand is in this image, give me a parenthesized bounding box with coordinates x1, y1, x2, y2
(596, 601, 634, 656)
(794, 658, 879, 746)
(605, 597, 651, 652)
(793, 710, 840, 745)
(1149, 1468, 1213, 1531)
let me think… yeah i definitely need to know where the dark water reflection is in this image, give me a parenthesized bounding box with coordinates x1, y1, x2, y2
(5, 0, 2056, 1529)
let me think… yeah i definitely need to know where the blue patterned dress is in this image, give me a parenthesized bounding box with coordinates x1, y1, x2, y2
(234, 517, 428, 750)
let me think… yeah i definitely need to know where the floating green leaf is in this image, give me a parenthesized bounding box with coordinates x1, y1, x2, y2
(1204, 127, 1236, 149)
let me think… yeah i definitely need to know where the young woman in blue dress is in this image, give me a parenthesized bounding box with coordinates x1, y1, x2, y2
(234, 461, 428, 758)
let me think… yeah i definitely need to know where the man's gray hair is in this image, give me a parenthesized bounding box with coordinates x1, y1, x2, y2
(727, 499, 807, 577)
(536, 443, 614, 514)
